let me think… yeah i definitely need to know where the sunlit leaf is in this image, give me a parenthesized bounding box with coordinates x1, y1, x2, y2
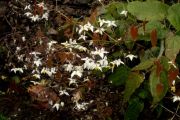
(149, 68, 168, 104)
(165, 34, 180, 60)
(124, 72, 144, 102)
(167, 3, 180, 31)
(132, 58, 155, 71)
(127, 1, 169, 21)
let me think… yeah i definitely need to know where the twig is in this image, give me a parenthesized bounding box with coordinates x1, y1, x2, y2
(171, 102, 180, 120)
(159, 104, 180, 118)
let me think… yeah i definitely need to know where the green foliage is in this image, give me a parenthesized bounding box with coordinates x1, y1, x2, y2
(167, 3, 180, 31)
(149, 68, 169, 104)
(132, 58, 155, 71)
(124, 97, 144, 120)
(124, 72, 144, 102)
(127, 1, 169, 21)
(108, 65, 130, 86)
(165, 34, 180, 60)
(0, 113, 8, 120)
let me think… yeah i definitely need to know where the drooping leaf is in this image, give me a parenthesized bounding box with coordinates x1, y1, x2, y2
(108, 65, 130, 86)
(124, 72, 144, 102)
(132, 58, 155, 71)
(165, 34, 180, 60)
(149, 68, 168, 104)
(127, 1, 169, 21)
(150, 29, 157, 47)
(154, 60, 163, 77)
(130, 25, 138, 41)
(139, 21, 168, 40)
(167, 3, 180, 31)
(124, 98, 144, 120)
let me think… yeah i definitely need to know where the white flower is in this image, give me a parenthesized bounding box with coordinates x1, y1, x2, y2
(82, 57, 96, 70)
(30, 51, 41, 56)
(41, 67, 56, 77)
(71, 70, 83, 78)
(34, 58, 42, 67)
(37, 2, 47, 10)
(32, 74, 41, 79)
(11, 68, 23, 74)
(125, 54, 137, 61)
(85, 22, 94, 32)
(110, 59, 124, 67)
(97, 56, 108, 67)
(24, 5, 31, 10)
(95, 27, 105, 35)
(172, 95, 180, 102)
(52, 103, 60, 111)
(30, 15, 40, 22)
(24, 12, 32, 17)
(64, 63, 74, 72)
(74, 45, 87, 52)
(91, 47, 109, 58)
(42, 12, 49, 20)
(74, 102, 89, 111)
(48, 40, 57, 50)
(78, 35, 87, 40)
(120, 10, 128, 17)
(98, 18, 106, 27)
(22, 36, 26, 42)
(30, 81, 40, 85)
(59, 89, 69, 96)
(105, 20, 117, 27)
(68, 78, 78, 86)
(78, 22, 94, 34)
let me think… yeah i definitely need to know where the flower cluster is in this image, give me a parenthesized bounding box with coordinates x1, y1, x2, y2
(24, 2, 49, 22)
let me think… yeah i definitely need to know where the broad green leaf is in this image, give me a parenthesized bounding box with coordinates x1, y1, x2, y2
(149, 68, 168, 104)
(124, 72, 144, 102)
(132, 58, 155, 71)
(125, 98, 144, 120)
(167, 3, 180, 31)
(108, 66, 130, 86)
(165, 34, 180, 60)
(139, 21, 168, 39)
(127, 1, 169, 21)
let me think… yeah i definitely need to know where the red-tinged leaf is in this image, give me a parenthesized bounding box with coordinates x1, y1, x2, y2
(154, 60, 163, 77)
(168, 68, 179, 86)
(130, 25, 138, 41)
(150, 29, 157, 47)
(156, 83, 164, 95)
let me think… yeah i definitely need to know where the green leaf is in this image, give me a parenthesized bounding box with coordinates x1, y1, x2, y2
(149, 68, 168, 104)
(124, 98, 144, 120)
(108, 66, 130, 86)
(124, 72, 144, 102)
(165, 34, 180, 60)
(132, 58, 155, 71)
(167, 3, 180, 31)
(127, 1, 169, 21)
(139, 21, 168, 39)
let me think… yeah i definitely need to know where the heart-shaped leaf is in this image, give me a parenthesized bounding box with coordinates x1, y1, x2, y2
(127, 1, 169, 21)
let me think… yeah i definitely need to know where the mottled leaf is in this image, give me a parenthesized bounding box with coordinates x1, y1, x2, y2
(124, 72, 144, 102)
(127, 1, 169, 21)
(150, 29, 157, 47)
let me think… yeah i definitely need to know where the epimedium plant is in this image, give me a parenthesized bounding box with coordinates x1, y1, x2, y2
(98, 0, 180, 119)
(0, 0, 180, 119)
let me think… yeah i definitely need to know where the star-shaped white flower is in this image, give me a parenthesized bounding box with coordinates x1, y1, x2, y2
(120, 10, 128, 17)
(105, 20, 117, 27)
(34, 58, 42, 67)
(52, 103, 60, 111)
(11, 68, 23, 74)
(98, 18, 106, 27)
(59, 89, 70, 96)
(125, 54, 137, 61)
(110, 59, 124, 67)
(68, 78, 78, 86)
(95, 27, 105, 35)
(91, 47, 109, 58)
(173, 95, 180, 102)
